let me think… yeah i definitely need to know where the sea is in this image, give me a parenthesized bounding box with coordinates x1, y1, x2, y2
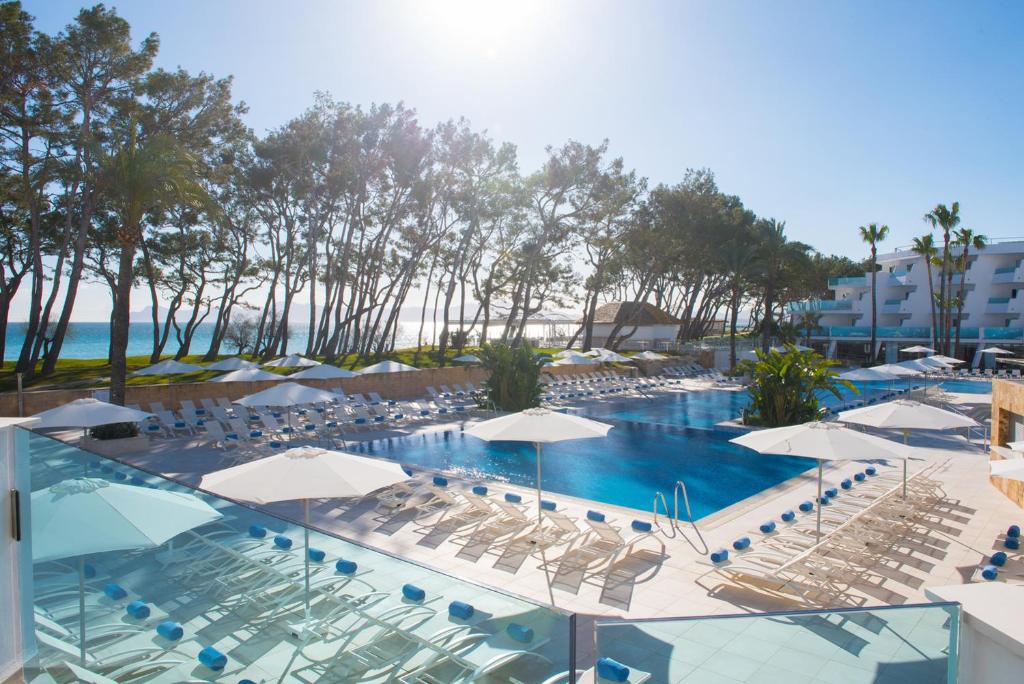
(3, 321, 573, 361)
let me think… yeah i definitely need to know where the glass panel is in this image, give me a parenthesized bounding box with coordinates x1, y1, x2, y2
(982, 327, 1024, 340)
(596, 603, 959, 684)
(828, 276, 867, 287)
(19, 429, 573, 683)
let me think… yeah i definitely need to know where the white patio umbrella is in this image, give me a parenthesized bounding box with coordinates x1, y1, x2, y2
(200, 446, 408, 624)
(896, 359, 945, 373)
(204, 357, 259, 372)
(552, 349, 579, 359)
(208, 368, 285, 383)
(32, 477, 222, 664)
(901, 345, 936, 354)
(32, 398, 154, 429)
(929, 355, 966, 365)
(595, 350, 631, 363)
(917, 356, 952, 369)
(553, 353, 598, 365)
(263, 354, 320, 368)
(634, 351, 666, 360)
(980, 347, 1014, 355)
(838, 400, 977, 495)
(839, 368, 902, 382)
(131, 359, 204, 376)
(235, 381, 342, 408)
(463, 408, 613, 522)
(730, 422, 911, 539)
(991, 459, 1024, 481)
(289, 364, 360, 379)
(452, 354, 482, 364)
(359, 360, 419, 374)
(872, 363, 922, 377)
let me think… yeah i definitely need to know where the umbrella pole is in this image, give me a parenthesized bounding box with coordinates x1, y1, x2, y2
(903, 429, 910, 498)
(79, 557, 87, 665)
(536, 442, 543, 524)
(816, 461, 823, 542)
(303, 499, 311, 620)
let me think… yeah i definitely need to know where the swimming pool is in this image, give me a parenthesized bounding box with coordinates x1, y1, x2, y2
(353, 391, 811, 518)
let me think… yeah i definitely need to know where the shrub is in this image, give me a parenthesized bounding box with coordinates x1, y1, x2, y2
(89, 422, 140, 440)
(478, 342, 543, 412)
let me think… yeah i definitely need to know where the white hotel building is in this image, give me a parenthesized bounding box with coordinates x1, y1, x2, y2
(789, 238, 1024, 365)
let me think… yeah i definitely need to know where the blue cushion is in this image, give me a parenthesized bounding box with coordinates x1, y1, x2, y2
(83, 563, 97, 579)
(1008, 525, 1021, 538)
(596, 657, 631, 683)
(540, 500, 557, 511)
(335, 559, 357, 574)
(866, 466, 877, 476)
(841, 479, 852, 490)
(248, 524, 267, 538)
(104, 583, 127, 600)
(732, 536, 751, 551)
(710, 548, 729, 563)
(991, 551, 1008, 567)
(448, 601, 475, 620)
(308, 548, 326, 562)
(402, 584, 426, 602)
(798, 501, 814, 512)
(147, 424, 161, 432)
(126, 600, 150, 619)
(759, 521, 776, 534)
(174, 421, 186, 428)
(825, 488, 838, 498)
(274, 535, 293, 550)
(198, 645, 227, 671)
(854, 472, 866, 481)
(114, 472, 127, 481)
(249, 430, 263, 438)
(506, 623, 534, 643)
(817, 496, 831, 505)
(1005, 537, 1020, 550)
(156, 620, 183, 641)
(587, 510, 606, 523)
(632, 520, 652, 533)
(781, 510, 796, 522)
(504, 493, 523, 503)
(982, 564, 999, 581)
(195, 420, 205, 427)
(225, 432, 238, 440)
(472, 485, 488, 496)
(433, 476, 449, 487)
(130, 476, 146, 486)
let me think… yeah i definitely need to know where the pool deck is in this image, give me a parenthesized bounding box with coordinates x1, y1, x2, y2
(102, 384, 1023, 634)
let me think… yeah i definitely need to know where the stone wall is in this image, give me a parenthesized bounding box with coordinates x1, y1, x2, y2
(0, 362, 601, 417)
(990, 379, 1023, 509)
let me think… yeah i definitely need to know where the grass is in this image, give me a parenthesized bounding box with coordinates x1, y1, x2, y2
(0, 345, 573, 393)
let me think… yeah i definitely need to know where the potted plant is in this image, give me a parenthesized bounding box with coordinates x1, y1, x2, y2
(82, 421, 150, 456)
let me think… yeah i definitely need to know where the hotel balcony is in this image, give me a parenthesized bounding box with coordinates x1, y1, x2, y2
(827, 276, 868, 289)
(985, 296, 1022, 317)
(881, 298, 912, 315)
(788, 299, 853, 313)
(992, 264, 1024, 284)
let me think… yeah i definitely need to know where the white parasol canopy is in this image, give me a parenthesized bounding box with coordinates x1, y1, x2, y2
(32, 398, 154, 429)
(359, 360, 419, 374)
(289, 364, 360, 379)
(900, 345, 936, 354)
(595, 350, 631, 363)
(929, 355, 966, 365)
(200, 446, 408, 621)
(263, 354, 320, 368)
(872, 363, 922, 377)
(896, 359, 945, 373)
(554, 353, 599, 366)
(730, 421, 911, 538)
(633, 351, 667, 360)
(839, 368, 902, 382)
(209, 368, 285, 383)
(131, 359, 203, 375)
(32, 477, 221, 663)
(464, 408, 613, 521)
(204, 357, 259, 371)
(234, 381, 342, 407)
(838, 400, 978, 432)
(980, 347, 1014, 355)
(452, 354, 482, 364)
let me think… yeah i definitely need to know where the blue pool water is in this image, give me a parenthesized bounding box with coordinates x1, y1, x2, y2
(354, 390, 812, 518)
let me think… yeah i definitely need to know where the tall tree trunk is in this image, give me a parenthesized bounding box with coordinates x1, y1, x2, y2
(954, 245, 969, 358)
(109, 238, 138, 406)
(869, 246, 877, 363)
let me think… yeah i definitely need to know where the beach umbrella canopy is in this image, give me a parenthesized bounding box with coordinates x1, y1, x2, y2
(772, 344, 813, 353)
(896, 359, 944, 373)
(235, 381, 342, 407)
(595, 350, 631, 363)
(359, 360, 419, 374)
(289, 364, 360, 379)
(32, 398, 154, 429)
(132, 359, 203, 376)
(980, 347, 1014, 355)
(838, 400, 977, 432)
(552, 349, 579, 359)
(901, 345, 936, 354)
(730, 421, 911, 538)
(634, 351, 667, 360)
(32, 477, 222, 663)
(452, 354, 482, 364)
(839, 368, 902, 382)
(464, 408, 613, 522)
(204, 357, 259, 371)
(928, 355, 965, 365)
(990, 459, 1024, 481)
(209, 368, 284, 383)
(263, 354, 320, 368)
(200, 446, 408, 621)
(872, 363, 922, 377)
(554, 352, 598, 365)
(916, 356, 952, 368)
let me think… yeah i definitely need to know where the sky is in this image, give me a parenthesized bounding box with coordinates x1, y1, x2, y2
(14, 0, 1024, 321)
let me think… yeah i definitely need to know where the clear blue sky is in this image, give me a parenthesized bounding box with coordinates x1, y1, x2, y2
(19, 0, 1024, 319)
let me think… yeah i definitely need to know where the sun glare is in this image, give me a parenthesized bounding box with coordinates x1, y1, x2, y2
(409, 0, 548, 60)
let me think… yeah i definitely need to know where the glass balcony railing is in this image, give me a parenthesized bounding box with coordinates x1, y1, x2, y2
(982, 327, 1024, 340)
(988, 297, 1011, 304)
(884, 299, 904, 306)
(828, 276, 868, 288)
(595, 603, 960, 684)
(993, 266, 1016, 274)
(789, 300, 853, 312)
(17, 429, 575, 683)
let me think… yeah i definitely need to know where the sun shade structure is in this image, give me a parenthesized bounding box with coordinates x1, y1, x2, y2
(928, 355, 966, 365)
(839, 368, 902, 382)
(553, 352, 598, 365)
(633, 351, 667, 360)
(32, 477, 222, 664)
(901, 345, 937, 354)
(730, 421, 911, 539)
(32, 398, 154, 429)
(200, 446, 408, 623)
(234, 381, 342, 407)
(463, 408, 613, 522)
(131, 359, 204, 375)
(872, 363, 922, 377)
(594, 350, 631, 363)
(896, 359, 946, 373)
(203, 357, 259, 371)
(288, 364, 360, 379)
(359, 360, 419, 374)
(980, 347, 1014, 355)
(452, 354, 482, 363)
(991, 459, 1024, 481)
(263, 354, 320, 368)
(208, 368, 284, 383)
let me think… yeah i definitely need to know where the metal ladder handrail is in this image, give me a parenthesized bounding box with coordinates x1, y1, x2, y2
(652, 491, 670, 526)
(674, 479, 709, 554)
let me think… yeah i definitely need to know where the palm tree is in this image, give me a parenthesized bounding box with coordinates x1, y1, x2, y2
(755, 219, 808, 353)
(952, 228, 987, 357)
(911, 234, 939, 351)
(800, 310, 823, 346)
(923, 202, 961, 353)
(859, 223, 890, 363)
(101, 122, 210, 405)
(717, 240, 757, 371)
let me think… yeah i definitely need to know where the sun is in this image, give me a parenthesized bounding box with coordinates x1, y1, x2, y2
(408, 0, 547, 59)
